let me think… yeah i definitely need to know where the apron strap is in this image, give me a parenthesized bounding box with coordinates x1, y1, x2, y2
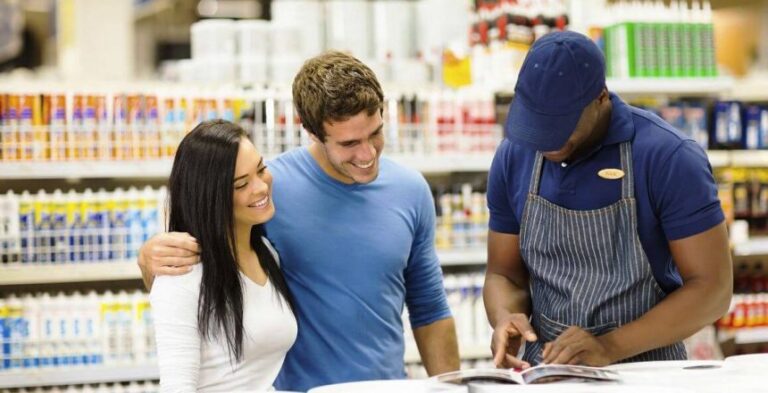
(529, 151, 545, 195)
(620, 142, 633, 199)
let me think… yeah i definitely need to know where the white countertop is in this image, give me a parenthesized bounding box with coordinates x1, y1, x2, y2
(308, 356, 768, 393)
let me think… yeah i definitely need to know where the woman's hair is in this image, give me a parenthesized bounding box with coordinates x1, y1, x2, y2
(167, 119, 295, 361)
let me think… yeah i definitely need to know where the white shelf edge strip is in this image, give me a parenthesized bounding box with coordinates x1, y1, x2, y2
(717, 327, 768, 345)
(0, 250, 486, 286)
(606, 77, 733, 95)
(0, 261, 141, 285)
(437, 249, 486, 266)
(4, 150, 767, 180)
(0, 364, 159, 389)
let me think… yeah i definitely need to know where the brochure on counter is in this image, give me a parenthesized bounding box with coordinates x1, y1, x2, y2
(431, 364, 621, 385)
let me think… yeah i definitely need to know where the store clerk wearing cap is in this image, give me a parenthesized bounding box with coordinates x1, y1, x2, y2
(484, 31, 733, 369)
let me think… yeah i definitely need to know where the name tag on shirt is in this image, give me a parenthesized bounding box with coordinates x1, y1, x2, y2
(598, 168, 625, 180)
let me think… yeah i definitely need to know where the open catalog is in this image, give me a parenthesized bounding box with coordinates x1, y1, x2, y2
(431, 364, 621, 385)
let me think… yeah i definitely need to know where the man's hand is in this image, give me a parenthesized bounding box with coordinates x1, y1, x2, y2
(491, 312, 537, 369)
(542, 326, 614, 366)
(138, 232, 200, 288)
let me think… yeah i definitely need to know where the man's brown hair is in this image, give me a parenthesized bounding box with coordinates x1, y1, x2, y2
(292, 51, 384, 142)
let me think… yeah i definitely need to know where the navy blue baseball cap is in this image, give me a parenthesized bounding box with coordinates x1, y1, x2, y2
(506, 31, 606, 152)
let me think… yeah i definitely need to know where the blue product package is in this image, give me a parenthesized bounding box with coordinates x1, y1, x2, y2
(744, 105, 762, 150)
(712, 101, 727, 148)
(109, 206, 128, 261)
(21, 206, 31, 264)
(0, 306, 8, 370)
(683, 102, 708, 150)
(659, 102, 686, 136)
(5, 302, 22, 370)
(51, 199, 67, 264)
(727, 101, 744, 147)
(760, 107, 768, 149)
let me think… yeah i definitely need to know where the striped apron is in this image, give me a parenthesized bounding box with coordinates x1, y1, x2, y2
(519, 142, 687, 365)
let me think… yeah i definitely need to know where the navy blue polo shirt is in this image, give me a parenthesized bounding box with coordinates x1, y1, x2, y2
(488, 93, 724, 293)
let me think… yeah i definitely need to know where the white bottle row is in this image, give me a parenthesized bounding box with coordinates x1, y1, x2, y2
(0, 185, 489, 268)
(0, 188, 164, 265)
(0, 291, 154, 372)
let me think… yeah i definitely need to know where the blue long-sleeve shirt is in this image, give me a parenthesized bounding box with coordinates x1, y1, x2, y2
(266, 147, 452, 392)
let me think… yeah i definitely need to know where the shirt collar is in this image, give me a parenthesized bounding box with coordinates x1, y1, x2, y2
(600, 92, 635, 147)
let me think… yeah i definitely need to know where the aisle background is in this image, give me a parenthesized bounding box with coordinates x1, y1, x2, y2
(1, 0, 768, 391)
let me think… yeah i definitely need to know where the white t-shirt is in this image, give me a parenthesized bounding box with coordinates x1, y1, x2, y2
(150, 238, 297, 393)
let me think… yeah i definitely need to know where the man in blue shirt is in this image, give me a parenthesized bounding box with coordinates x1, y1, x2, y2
(137, 51, 459, 391)
(484, 31, 732, 368)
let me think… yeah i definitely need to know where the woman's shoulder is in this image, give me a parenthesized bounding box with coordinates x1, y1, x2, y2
(150, 263, 203, 299)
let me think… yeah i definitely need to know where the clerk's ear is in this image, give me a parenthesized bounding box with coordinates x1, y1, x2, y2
(597, 88, 609, 103)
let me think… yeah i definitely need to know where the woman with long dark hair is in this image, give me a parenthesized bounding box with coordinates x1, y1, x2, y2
(149, 119, 296, 392)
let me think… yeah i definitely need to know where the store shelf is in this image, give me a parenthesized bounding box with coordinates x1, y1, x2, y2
(0, 160, 173, 180)
(0, 364, 158, 389)
(733, 237, 768, 258)
(728, 151, 768, 167)
(388, 154, 495, 174)
(437, 248, 486, 266)
(706, 151, 730, 168)
(718, 327, 768, 345)
(0, 250, 484, 285)
(0, 261, 140, 285)
(404, 342, 491, 363)
(0, 154, 497, 180)
(606, 77, 733, 96)
(5, 150, 764, 180)
(725, 77, 768, 102)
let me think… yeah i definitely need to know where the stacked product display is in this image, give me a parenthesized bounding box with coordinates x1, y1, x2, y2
(466, 0, 570, 90)
(602, 0, 717, 78)
(173, 0, 470, 87)
(0, 87, 500, 164)
(0, 291, 154, 372)
(716, 261, 768, 353)
(0, 188, 163, 265)
(434, 184, 488, 251)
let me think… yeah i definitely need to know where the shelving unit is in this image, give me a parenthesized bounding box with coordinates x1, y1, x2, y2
(718, 327, 768, 345)
(733, 237, 768, 258)
(606, 77, 734, 96)
(496, 77, 734, 98)
(725, 77, 768, 102)
(0, 154, 497, 180)
(0, 249, 485, 287)
(0, 150, 762, 181)
(0, 364, 159, 389)
(437, 248, 486, 267)
(0, 261, 139, 285)
(0, 160, 174, 180)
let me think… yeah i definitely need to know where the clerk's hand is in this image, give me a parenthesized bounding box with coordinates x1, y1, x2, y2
(138, 232, 200, 276)
(491, 313, 537, 369)
(542, 326, 614, 366)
